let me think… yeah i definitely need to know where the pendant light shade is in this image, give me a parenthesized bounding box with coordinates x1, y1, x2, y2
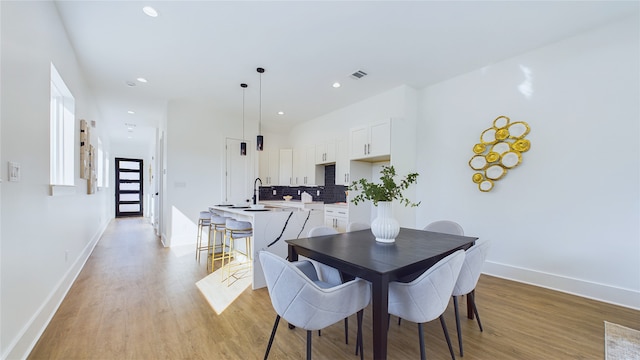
(240, 83, 248, 156)
(256, 67, 265, 151)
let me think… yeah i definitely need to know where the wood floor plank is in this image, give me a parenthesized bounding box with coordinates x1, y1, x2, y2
(28, 218, 639, 359)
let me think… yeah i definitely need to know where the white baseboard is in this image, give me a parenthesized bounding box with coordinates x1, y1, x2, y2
(3, 219, 111, 360)
(483, 261, 640, 311)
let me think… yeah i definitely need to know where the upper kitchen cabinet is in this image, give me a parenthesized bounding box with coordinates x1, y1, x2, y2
(335, 136, 350, 186)
(279, 149, 293, 186)
(259, 149, 280, 186)
(315, 140, 336, 165)
(293, 146, 320, 186)
(350, 119, 391, 161)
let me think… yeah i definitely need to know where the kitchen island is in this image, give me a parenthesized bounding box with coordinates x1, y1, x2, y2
(209, 204, 324, 289)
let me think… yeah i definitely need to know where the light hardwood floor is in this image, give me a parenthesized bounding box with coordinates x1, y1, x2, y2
(28, 218, 639, 359)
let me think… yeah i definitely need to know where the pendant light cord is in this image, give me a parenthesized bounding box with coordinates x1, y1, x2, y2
(258, 71, 262, 135)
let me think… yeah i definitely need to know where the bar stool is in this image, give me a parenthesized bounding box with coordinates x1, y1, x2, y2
(208, 215, 230, 273)
(195, 211, 211, 262)
(222, 219, 253, 286)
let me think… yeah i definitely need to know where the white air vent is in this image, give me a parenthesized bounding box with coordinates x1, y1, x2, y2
(350, 70, 368, 79)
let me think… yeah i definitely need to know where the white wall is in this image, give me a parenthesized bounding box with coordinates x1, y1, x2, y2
(416, 15, 639, 309)
(0, 2, 113, 359)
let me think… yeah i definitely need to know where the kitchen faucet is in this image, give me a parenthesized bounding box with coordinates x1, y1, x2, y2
(252, 177, 262, 205)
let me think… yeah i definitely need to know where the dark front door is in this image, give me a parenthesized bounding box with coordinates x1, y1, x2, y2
(115, 158, 143, 217)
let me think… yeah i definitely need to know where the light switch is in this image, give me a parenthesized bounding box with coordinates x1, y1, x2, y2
(272, 189, 276, 195)
(8, 162, 20, 182)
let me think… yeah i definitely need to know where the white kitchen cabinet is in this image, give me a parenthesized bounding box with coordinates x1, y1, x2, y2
(279, 149, 293, 185)
(350, 119, 391, 161)
(315, 140, 336, 165)
(292, 146, 319, 185)
(259, 149, 280, 185)
(335, 136, 350, 186)
(324, 204, 348, 232)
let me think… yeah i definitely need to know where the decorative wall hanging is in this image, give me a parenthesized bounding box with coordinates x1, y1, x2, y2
(87, 144, 97, 194)
(79, 119, 91, 179)
(469, 115, 531, 192)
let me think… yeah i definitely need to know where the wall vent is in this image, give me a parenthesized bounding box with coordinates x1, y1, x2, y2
(350, 70, 368, 79)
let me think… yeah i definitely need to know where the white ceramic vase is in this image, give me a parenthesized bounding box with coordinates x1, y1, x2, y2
(371, 201, 399, 243)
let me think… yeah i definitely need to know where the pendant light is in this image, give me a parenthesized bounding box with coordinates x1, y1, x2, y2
(240, 83, 248, 156)
(256, 67, 265, 151)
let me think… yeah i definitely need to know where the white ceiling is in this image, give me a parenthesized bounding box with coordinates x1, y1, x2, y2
(54, 1, 638, 145)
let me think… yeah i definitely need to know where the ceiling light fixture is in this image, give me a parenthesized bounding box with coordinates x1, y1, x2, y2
(240, 83, 248, 156)
(142, 6, 158, 17)
(332, 82, 341, 88)
(256, 67, 265, 151)
(127, 110, 135, 114)
(277, 111, 284, 115)
(136, 77, 148, 83)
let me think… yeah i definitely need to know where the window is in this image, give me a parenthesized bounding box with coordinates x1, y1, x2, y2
(105, 151, 110, 188)
(50, 63, 75, 186)
(97, 138, 104, 187)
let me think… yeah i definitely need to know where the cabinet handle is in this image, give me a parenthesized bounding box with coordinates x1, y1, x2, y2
(367, 143, 370, 154)
(363, 144, 367, 155)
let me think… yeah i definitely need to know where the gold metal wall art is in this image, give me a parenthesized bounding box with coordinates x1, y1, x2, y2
(469, 115, 531, 192)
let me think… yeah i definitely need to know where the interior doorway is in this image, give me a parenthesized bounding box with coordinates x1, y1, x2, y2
(115, 157, 143, 217)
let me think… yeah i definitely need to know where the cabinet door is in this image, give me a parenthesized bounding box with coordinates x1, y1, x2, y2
(268, 149, 280, 185)
(279, 149, 293, 185)
(292, 148, 304, 185)
(369, 121, 391, 158)
(304, 146, 318, 185)
(335, 216, 348, 233)
(336, 137, 350, 185)
(259, 150, 270, 185)
(259, 149, 280, 185)
(350, 126, 368, 159)
(315, 143, 326, 164)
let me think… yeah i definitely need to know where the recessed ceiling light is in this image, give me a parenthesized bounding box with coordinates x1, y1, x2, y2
(127, 110, 135, 114)
(143, 6, 158, 17)
(332, 82, 341, 88)
(277, 111, 284, 115)
(136, 77, 148, 83)
(126, 81, 136, 87)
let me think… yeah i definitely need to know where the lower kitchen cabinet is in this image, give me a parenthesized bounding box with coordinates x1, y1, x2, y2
(324, 204, 348, 232)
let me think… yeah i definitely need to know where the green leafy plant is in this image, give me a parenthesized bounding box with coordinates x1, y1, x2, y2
(348, 165, 420, 207)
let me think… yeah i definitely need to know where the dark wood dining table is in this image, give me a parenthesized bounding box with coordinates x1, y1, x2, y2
(286, 227, 478, 360)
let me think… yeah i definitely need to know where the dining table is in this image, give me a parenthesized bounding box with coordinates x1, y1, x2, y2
(286, 227, 478, 360)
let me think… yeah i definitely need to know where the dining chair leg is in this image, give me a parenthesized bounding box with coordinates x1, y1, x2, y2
(344, 317, 349, 344)
(398, 317, 402, 325)
(264, 315, 280, 360)
(469, 292, 484, 331)
(418, 323, 426, 360)
(453, 295, 464, 356)
(357, 309, 364, 360)
(439, 315, 456, 360)
(306, 330, 312, 360)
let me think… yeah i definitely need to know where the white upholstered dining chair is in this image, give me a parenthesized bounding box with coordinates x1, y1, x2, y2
(452, 238, 491, 356)
(423, 220, 464, 236)
(388, 250, 465, 360)
(346, 222, 370, 232)
(259, 251, 370, 360)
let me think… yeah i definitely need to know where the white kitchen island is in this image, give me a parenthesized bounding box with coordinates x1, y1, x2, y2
(209, 204, 324, 289)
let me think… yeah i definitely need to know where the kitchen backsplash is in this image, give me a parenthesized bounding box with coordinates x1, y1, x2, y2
(259, 164, 347, 203)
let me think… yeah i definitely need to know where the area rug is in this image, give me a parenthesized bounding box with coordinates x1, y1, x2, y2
(605, 321, 640, 360)
(196, 266, 251, 315)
